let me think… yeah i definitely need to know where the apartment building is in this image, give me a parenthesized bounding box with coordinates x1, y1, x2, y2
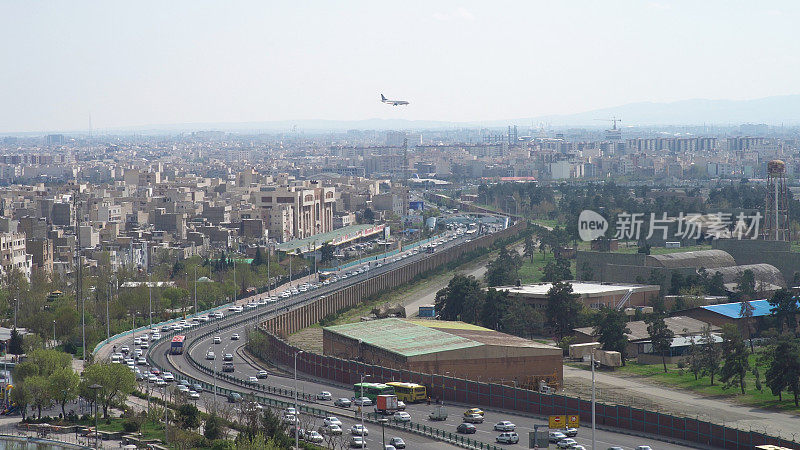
(253, 182, 335, 243)
(0, 232, 32, 280)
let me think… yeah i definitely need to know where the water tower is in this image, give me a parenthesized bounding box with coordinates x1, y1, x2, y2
(763, 160, 790, 241)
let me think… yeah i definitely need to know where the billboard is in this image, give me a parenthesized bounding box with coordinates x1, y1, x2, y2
(409, 201, 424, 210)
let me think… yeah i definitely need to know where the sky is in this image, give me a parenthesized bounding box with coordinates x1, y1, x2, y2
(2, 1, 799, 132)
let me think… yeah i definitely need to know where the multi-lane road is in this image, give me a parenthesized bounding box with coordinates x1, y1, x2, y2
(109, 227, 698, 450)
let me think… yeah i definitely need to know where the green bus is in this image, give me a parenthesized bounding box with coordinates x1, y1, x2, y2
(353, 382, 394, 402)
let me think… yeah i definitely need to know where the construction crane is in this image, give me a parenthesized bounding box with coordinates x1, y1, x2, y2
(594, 117, 622, 130)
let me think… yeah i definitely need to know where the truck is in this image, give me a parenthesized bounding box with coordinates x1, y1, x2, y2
(428, 405, 448, 421)
(375, 394, 398, 415)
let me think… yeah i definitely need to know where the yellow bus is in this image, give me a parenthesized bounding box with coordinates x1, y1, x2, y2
(386, 382, 427, 403)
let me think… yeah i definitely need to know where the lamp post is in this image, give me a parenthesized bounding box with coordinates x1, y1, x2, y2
(88, 383, 102, 449)
(379, 417, 388, 449)
(591, 348, 596, 450)
(294, 350, 304, 450)
(148, 272, 153, 331)
(359, 373, 370, 449)
(52, 320, 56, 348)
(194, 266, 197, 317)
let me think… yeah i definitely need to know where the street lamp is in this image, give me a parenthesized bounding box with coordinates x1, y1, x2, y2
(88, 383, 102, 449)
(379, 417, 388, 449)
(591, 348, 596, 450)
(52, 320, 56, 348)
(359, 373, 371, 448)
(294, 350, 304, 450)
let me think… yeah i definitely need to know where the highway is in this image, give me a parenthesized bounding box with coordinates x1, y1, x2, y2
(121, 226, 697, 450)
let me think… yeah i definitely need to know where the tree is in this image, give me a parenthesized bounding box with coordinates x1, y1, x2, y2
(251, 248, 265, 268)
(12, 361, 39, 383)
(26, 375, 52, 419)
(699, 325, 722, 385)
(205, 412, 224, 440)
(177, 404, 201, 429)
(523, 235, 536, 263)
(27, 349, 71, 378)
(686, 335, 703, 380)
(362, 208, 375, 224)
(765, 336, 800, 405)
(542, 259, 572, 283)
(82, 362, 137, 418)
(485, 245, 522, 287)
(434, 275, 483, 323)
(645, 314, 675, 373)
(319, 243, 335, 264)
(735, 269, 756, 301)
(500, 300, 543, 338)
(49, 366, 79, 417)
(545, 281, 582, 340)
(739, 298, 755, 353)
(11, 382, 31, 421)
(594, 308, 630, 365)
(718, 324, 750, 394)
(8, 328, 23, 355)
(768, 288, 799, 335)
(480, 288, 507, 330)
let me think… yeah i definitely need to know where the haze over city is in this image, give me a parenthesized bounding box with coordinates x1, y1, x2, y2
(3, 1, 800, 132)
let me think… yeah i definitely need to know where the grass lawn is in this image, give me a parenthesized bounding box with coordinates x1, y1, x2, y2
(531, 219, 562, 229)
(518, 254, 576, 284)
(73, 417, 166, 441)
(612, 355, 800, 412)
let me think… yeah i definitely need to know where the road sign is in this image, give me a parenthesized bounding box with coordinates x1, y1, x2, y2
(548, 415, 566, 429)
(568, 415, 580, 428)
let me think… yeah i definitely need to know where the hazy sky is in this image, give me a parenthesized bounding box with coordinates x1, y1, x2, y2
(2, 1, 799, 132)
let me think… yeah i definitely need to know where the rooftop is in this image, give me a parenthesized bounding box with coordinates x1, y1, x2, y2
(574, 315, 716, 341)
(496, 281, 659, 298)
(701, 299, 800, 319)
(276, 223, 385, 253)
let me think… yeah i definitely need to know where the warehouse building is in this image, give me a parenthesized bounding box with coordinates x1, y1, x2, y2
(495, 281, 660, 310)
(323, 318, 563, 386)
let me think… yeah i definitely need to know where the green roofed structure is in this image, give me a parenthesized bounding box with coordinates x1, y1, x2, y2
(323, 318, 563, 386)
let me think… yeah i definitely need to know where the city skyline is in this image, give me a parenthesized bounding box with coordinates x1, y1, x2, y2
(3, 1, 800, 132)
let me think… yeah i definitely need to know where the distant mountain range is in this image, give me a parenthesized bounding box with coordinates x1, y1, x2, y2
(98, 94, 800, 134)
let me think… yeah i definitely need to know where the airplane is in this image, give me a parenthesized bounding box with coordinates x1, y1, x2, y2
(381, 94, 409, 106)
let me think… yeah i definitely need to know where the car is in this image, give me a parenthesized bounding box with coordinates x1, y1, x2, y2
(324, 416, 342, 427)
(635, 447, 653, 450)
(177, 385, 189, 393)
(155, 378, 166, 387)
(573, 446, 587, 450)
(188, 390, 200, 399)
(494, 421, 516, 431)
(304, 431, 324, 444)
(349, 436, 366, 448)
(257, 370, 268, 379)
(134, 349, 144, 357)
(198, 315, 210, 322)
(222, 362, 234, 372)
(392, 411, 411, 423)
(228, 305, 243, 312)
(160, 325, 171, 332)
(162, 372, 174, 382)
(384, 446, 396, 450)
(316, 391, 332, 401)
(564, 427, 578, 437)
(179, 379, 190, 386)
(396, 400, 406, 411)
(147, 374, 158, 383)
(246, 303, 258, 309)
(140, 334, 149, 342)
(557, 438, 578, 448)
(283, 414, 297, 424)
(136, 357, 147, 365)
(223, 353, 233, 361)
(227, 392, 242, 403)
(139, 341, 149, 349)
(496, 432, 519, 444)
(212, 312, 224, 319)
(133, 338, 141, 346)
(353, 397, 372, 406)
(151, 332, 161, 340)
(231, 333, 240, 340)
(463, 408, 484, 417)
(549, 431, 567, 442)
(334, 398, 352, 408)
(248, 376, 258, 383)
(388, 437, 405, 449)
(120, 345, 130, 354)
(150, 368, 161, 375)
(463, 413, 484, 424)
(607, 447, 624, 450)
(285, 407, 297, 416)
(350, 424, 368, 436)
(213, 336, 221, 344)
(457, 423, 477, 434)
(206, 351, 215, 360)
(319, 424, 343, 436)
(192, 383, 203, 392)
(289, 426, 305, 438)
(135, 372, 145, 381)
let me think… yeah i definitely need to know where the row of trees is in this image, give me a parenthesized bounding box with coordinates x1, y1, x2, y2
(11, 349, 136, 420)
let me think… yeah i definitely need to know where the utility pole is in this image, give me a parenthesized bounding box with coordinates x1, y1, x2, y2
(194, 266, 197, 315)
(148, 272, 152, 330)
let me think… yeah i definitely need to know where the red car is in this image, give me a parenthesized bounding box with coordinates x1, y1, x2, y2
(150, 368, 161, 375)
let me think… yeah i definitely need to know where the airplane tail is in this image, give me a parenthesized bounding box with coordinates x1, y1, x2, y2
(381, 94, 386, 101)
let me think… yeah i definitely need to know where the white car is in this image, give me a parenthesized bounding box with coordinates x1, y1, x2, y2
(496, 432, 519, 444)
(392, 411, 411, 423)
(151, 332, 161, 340)
(177, 385, 189, 393)
(323, 416, 342, 427)
(494, 421, 516, 431)
(350, 424, 368, 436)
(139, 341, 149, 349)
(162, 372, 174, 382)
(557, 438, 578, 448)
(139, 334, 149, 342)
(285, 407, 297, 415)
(147, 374, 158, 383)
(198, 315, 210, 322)
(188, 390, 200, 399)
(231, 333, 240, 340)
(350, 436, 366, 448)
(206, 351, 215, 360)
(283, 414, 297, 424)
(246, 303, 258, 309)
(353, 397, 372, 406)
(155, 378, 166, 387)
(249, 376, 258, 383)
(136, 357, 147, 365)
(305, 431, 324, 444)
(316, 391, 332, 401)
(213, 336, 221, 344)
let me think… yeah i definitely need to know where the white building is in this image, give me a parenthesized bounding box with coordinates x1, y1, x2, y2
(0, 232, 32, 280)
